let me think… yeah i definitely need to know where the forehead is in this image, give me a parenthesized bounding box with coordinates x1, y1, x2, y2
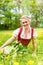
(20, 18, 30, 23)
(20, 19, 28, 22)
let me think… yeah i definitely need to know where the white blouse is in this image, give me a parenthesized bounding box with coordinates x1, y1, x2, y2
(13, 27, 37, 39)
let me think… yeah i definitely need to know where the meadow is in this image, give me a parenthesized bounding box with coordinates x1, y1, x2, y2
(0, 28, 43, 65)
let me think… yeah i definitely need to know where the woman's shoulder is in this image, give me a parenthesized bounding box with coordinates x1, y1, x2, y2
(13, 27, 22, 37)
(31, 27, 38, 37)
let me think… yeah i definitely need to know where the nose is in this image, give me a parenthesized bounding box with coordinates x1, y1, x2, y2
(24, 22, 27, 25)
(23, 22, 27, 26)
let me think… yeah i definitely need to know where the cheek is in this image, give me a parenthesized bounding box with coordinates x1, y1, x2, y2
(28, 22, 30, 25)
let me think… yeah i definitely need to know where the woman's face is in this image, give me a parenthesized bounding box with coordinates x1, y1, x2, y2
(20, 18, 30, 28)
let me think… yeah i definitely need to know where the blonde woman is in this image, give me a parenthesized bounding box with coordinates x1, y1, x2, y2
(0, 15, 37, 56)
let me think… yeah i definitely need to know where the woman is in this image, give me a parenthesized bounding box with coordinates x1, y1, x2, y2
(0, 15, 37, 56)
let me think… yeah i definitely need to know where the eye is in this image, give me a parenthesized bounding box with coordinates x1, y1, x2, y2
(22, 22, 25, 24)
(25, 21, 27, 23)
(22, 21, 27, 24)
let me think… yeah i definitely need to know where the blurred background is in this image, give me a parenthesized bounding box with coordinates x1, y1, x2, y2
(0, 0, 43, 30)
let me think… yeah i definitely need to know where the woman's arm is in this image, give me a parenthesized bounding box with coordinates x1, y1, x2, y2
(32, 37, 37, 55)
(0, 36, 16, 49)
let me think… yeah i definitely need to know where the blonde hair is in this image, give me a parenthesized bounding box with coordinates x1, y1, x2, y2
(20, 15, 30, 21)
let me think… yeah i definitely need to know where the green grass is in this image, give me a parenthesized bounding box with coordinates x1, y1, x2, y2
(0, 28, 43, 65)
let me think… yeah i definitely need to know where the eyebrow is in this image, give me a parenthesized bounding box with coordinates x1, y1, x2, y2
(22, 21, 28, 23)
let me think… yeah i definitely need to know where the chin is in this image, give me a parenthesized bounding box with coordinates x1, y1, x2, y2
(24, 26, 28, 29)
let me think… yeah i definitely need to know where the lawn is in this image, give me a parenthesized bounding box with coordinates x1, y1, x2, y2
(0, 28, 43, 65)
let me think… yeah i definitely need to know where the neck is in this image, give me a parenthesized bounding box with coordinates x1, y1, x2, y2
(24, 26, 30, 32)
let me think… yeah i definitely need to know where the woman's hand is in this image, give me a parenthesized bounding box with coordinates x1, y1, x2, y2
(0, 47, 4, 52)
(32, 52, 36, 57)
(0, 47, 8, 55)
(32, 37, 36, 57)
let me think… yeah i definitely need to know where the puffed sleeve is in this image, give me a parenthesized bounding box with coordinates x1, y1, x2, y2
(12, 28, 20, 37)
(33, 29, 38, 38)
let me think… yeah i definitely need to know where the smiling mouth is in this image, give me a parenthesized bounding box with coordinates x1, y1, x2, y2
(24, 24, 28, 26)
